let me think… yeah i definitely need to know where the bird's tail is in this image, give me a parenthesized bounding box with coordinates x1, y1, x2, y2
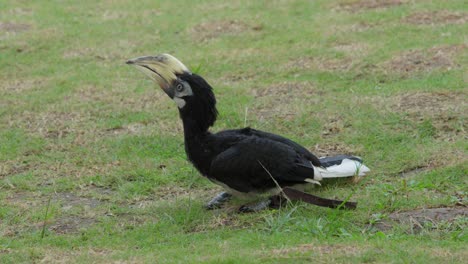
(314, 155, 370, 179)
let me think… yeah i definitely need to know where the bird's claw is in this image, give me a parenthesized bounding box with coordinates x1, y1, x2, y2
(205, 192, 232, 210)
(238, 199, 272, 213)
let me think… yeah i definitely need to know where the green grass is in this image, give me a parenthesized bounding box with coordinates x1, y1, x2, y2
(1, 0, 467, 263)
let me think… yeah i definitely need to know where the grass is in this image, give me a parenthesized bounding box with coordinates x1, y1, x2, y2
(1, 0, 467, 263)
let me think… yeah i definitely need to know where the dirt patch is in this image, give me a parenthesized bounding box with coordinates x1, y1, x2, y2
(285, 56, 354, 72)
(0, 159, 34, 178)
(56, 192, 101, 209)
(338, 0, 403, 12)
(393, 91, 465, 115)
(0, 78, 46, 93)
(49, 193, 102, 234)
(190, 20, 261, 42)
(219, 72, 257, 86)
(0, 22, 31, 33)
(253, 81, 320, 99)
(187, 214, 253, 233)
(382, 44, 466, 76)
(320, 117, 352, 137)
(388, 91, 467, 141)
(4, 192, 44, 209)
(17, 110, 88, 139)
(105, 123, 146, 135)
(63, 41, 135, 60)
(333, 43, 370, 55)
(269, 243, 363, 256)
(251, 81, 322, 121)
(375, 207, 467, 232)
(66, 85, 166, 113)
(404, 11, 468, 25)
(49, 216, 97, 234)
(313, 143, 359, 158)
(399, 166, 429, 178)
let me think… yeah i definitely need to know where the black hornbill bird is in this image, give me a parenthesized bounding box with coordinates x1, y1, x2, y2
(126, 54, 370, 212)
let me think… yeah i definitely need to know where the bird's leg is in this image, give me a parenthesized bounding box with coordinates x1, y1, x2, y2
(268, 195, 289, 209)
(205, 192, 232, 210)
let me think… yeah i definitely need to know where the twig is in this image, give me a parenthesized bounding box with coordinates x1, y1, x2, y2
(257, 160, 291, 203)
(41, 196, 52, 239)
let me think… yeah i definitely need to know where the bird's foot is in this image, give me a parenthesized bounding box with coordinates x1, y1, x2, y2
(268, 195, 289, 209)
(239, 199, 272, 213)
(239, 195, 290, 213)
(205, 192, 232, 210)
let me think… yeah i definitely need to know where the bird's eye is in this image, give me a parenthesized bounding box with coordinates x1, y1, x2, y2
(176, 83, 184, 92)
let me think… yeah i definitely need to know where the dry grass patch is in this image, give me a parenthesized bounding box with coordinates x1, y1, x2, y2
(0, 22, 31, 33)
(0, 159, 36, 178)
(0, 78, 47, 94)
(333, 43, 370, 55)
(49, 216, 98, 234)
(253, 81, 320, 100)
(218, 72, 257, 86)
(382, 44, 466, 76)
(269, 243, 365, 257)
(190, 20, 262, 42)
(285, 56, 355, 72)
(389, 91, 467, 141)
(337, 0, 403, 12)
(392, 91, 466, 117)
(366, 90, 466, 143)
(375, 207, 467, 232)
(251, 81, 321, 121)
(67, 84, 165, 112)
(404, 10, 468, 25)
(313, 143, 359, 158)
(38, 248, 117, 264)
(15, 110, 91, 139)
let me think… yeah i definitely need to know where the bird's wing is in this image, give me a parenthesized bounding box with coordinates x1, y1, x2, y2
(237, 127, 321, 166)
(209, 136, 315, 193)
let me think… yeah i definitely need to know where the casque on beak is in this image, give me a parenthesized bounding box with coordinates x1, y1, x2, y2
(126, 54, 191, 98)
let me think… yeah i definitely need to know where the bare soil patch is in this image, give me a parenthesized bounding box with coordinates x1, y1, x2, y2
(190, 20, 261, 42)
(338, 0, 403, 12)
(285, 56, 354, 72)
(47, 193, 102, 234)
(251, 81, 321, 121)
(269, 243, 363, 256)
(4, 192, 43, 209)
(404, 11, 468, 25)
(56, 192, 101, 209)
(0, 159, 35, 178)
(0, 22, 31, 33)
(253, 81, 319, 100)
(320, 116, 352, 137)
(16, 110, 89, 139)
(313, 143, 359, 158)
(219, 72, 257, 86)
(382, 44, 466, 76)
(49, 216, 97, 234)
(375, 207, 467, 232)
(389, 91, 467, 141)
(0, 78, 46, 93)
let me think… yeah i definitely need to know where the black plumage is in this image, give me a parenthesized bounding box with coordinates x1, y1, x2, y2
(173, 72, 321, 194)
(126, 54, 370, 211)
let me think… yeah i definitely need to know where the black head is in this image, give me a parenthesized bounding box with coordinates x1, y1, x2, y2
(127, 54, 218, 131)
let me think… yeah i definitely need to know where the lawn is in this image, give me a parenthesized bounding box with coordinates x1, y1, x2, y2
(0, 0, 467, 263)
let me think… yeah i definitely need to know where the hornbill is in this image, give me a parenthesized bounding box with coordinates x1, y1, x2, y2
(126, 54, 370, 212)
